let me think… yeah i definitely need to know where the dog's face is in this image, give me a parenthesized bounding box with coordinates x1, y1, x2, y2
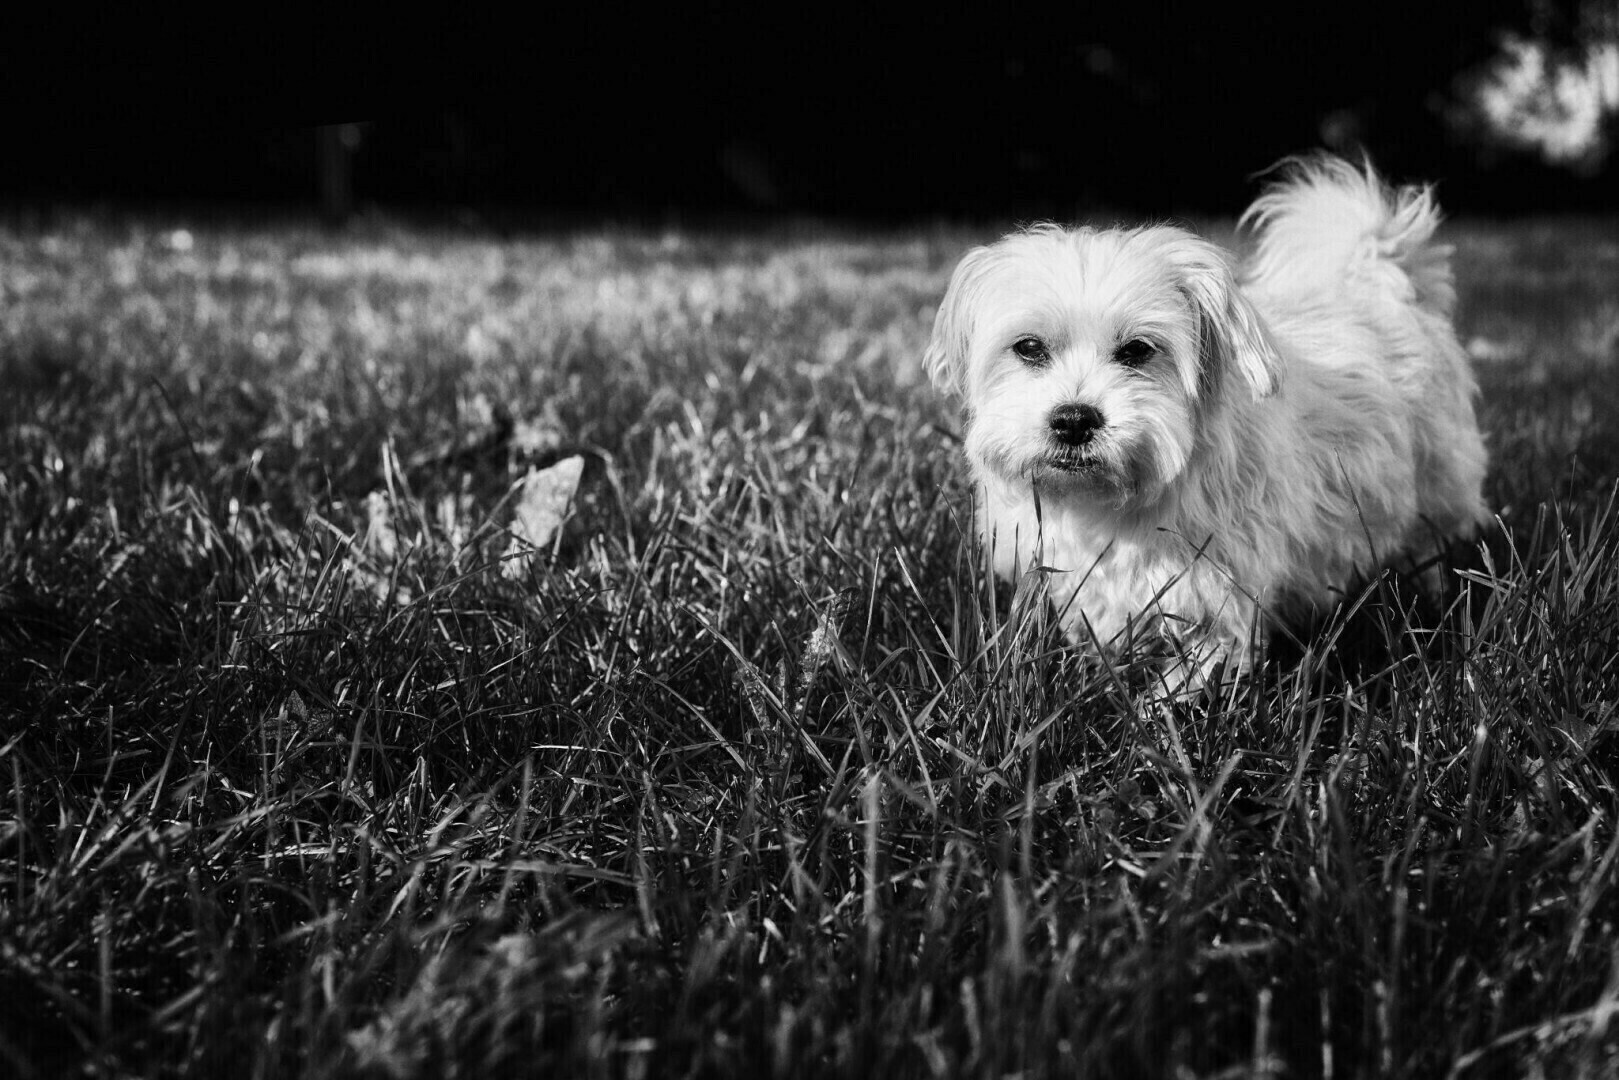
(925, 224, 1283, 509)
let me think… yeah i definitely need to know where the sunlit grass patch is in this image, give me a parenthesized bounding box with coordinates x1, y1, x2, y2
(2, 213, 1619, 1078)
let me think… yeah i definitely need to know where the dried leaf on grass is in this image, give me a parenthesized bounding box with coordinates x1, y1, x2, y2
(503, 455, 585, 577)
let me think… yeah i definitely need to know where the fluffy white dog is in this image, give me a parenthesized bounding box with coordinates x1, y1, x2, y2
(924, 156, 1488, 689)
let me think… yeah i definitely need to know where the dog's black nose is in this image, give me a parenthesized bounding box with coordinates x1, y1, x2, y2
(1048, 403, 1104, 446)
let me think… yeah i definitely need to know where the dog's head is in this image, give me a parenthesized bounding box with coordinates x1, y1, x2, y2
(924, 223, 1282, 507)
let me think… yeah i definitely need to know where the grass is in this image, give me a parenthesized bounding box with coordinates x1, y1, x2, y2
(2, 209, 1619, 1079)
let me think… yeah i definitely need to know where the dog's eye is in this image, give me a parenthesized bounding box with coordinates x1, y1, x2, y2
(1011, 337, 1049, 364)
(1114, 339, 1155, 366)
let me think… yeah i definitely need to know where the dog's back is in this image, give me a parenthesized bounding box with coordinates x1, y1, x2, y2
(1243, 154, 1489, 547)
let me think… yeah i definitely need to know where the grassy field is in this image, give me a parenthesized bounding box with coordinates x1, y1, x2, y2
(2, 209, 1619, 1079)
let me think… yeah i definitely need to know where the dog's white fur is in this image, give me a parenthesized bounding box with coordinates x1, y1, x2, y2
(924, 156, 1488, 686)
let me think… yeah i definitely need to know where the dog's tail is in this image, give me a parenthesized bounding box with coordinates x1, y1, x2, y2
(1240, 155, 1455, 317)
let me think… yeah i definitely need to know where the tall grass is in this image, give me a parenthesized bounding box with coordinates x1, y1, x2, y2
(2, 213, 1618, 1078)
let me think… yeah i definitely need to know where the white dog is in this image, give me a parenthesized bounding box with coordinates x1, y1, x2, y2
(924, 155, 1488, 689)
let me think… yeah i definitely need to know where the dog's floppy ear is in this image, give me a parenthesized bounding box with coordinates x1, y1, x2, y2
(923, 244, 996, 399)
(1165, 234, 1283, 400)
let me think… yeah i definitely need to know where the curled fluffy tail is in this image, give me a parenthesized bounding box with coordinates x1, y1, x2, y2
(1240, 155, 1455, 316)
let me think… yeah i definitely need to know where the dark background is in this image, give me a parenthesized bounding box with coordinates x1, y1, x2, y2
(4, 4, 1614, 226)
